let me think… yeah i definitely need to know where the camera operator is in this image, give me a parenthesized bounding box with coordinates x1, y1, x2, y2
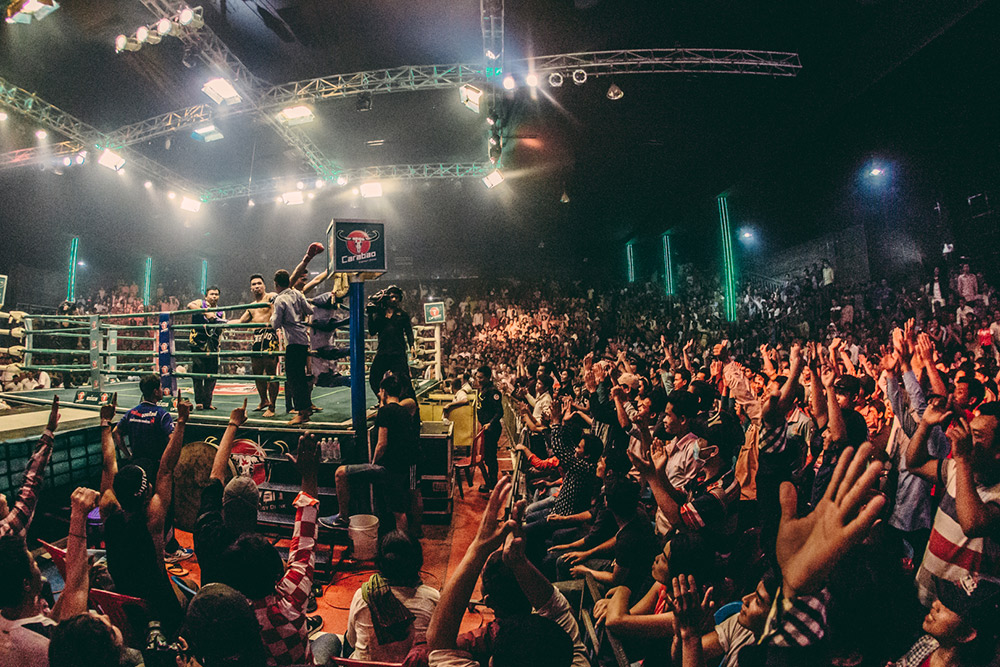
(367, 285, 416, 400)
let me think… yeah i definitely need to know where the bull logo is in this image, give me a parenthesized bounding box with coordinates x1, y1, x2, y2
(337, 229, 380, 256)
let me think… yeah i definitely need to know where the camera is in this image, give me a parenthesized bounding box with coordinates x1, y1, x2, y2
(366, 285, 402, 313)
(143, 620, 185, 667)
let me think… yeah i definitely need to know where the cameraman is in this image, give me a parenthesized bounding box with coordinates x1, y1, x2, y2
(368, 285, 416, 399)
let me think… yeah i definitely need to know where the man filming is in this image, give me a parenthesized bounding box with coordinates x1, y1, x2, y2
(367, 285, 416, 400)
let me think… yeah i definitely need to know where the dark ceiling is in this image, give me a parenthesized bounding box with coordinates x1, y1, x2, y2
(0, 0, 996, 301)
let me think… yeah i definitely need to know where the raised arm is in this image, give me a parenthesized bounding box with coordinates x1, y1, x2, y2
(274, 434, 320, 608)
(947, 419, 1000, 538)
(289, 242, 325, 288)
(148, 392, 191, 533)
(212, 399, 247, 482)
(904, 397, 951, 482)
(54, 487, 100, 620)
(99, 400, 121, 516)
(0, 396, 58, 538)
(916, 333, 947, 397)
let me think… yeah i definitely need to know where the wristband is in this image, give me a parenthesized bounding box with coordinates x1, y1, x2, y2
(228, 422, 241, 427)
(69, 532, 87, 539)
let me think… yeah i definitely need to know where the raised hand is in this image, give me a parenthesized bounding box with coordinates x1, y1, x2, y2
(776, 443, 886, 599)
(175, 389, 192, 421)
(946, 417, 974, 460)
(47, 395, 61, 432)
(287, 432, 319, 477)
(916, 333, 936, 365)
(820, 364, 837, 389)
(70, 487, 100, 514)
(922, 395, 953, 426)
(99, 397, 117, 424)
(230, 398, 248, 427)
(627, 445, 655, 477)
(683, 339, 694, 353)
(650, 438, 669, 474)
(472, 476, 515, 552)
(669, 575, 715, 638)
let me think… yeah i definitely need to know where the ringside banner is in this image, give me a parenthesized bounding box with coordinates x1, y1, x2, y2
(328, 219, 386, 274)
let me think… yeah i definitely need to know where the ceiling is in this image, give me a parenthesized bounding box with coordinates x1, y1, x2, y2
(0, 0, 995, 294)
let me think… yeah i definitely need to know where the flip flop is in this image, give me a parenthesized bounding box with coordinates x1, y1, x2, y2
(166, 564, 189, 577)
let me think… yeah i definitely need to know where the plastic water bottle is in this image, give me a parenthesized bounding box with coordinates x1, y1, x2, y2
(320, 438, 332, 463)
(331, 437, 341, 462)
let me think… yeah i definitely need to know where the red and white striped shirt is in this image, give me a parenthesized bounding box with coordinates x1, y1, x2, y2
(253, 492, 319, 666)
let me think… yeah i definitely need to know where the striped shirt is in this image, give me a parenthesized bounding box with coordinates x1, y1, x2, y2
(254, 492, 319, 666)
(0, 430, 54, 538)
(915, 459, 1000, 606)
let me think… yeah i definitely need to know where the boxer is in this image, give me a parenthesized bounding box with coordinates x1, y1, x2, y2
(234, 274, 279, 417)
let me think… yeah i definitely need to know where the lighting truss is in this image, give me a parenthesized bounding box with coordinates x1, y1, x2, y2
(201, 162, 494, 201)
(480, 0, 504, 163)
(0, 141, 81, 168)
(528, 48, 802, 78)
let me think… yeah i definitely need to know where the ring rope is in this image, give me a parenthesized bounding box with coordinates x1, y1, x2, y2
(172, 350, 283, 358)
(174, 371, 286, 381)
(97, 351, 157, 357)
(21, 347, 86, 355)
(98, 324, 159, 331)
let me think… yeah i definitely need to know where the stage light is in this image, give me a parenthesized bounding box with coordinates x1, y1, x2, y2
(155, 17, 175, 36)
(0, 112, 7, 121)
(202, 78, 242, 105)
(178, 6, 203, 28)
(489, 145, 501, 164)
(572, 69, 587, 85)
(141, 25, 161, 44)
(97, 149, 126, 172)
(351, 188, 359, 195)
(460, 84, 483, 113)
(741, 231, 753, 240)
(5, 0, 59, 24)
(75, 152, 86, 164)
(180, 196, 202, 212)
(356, 92, 373, 112)
(62, 157, 72, 167)
(282, 190, 305, 206)
(248, 199, 255, 207)
(869, 167, 883, 176)
(276, 105, 314, 126)
(606, 83, 624, 100)
(35, 129, 47, 139)
(336, 174, 348, 186)
(315, 179, 325, 189)
(296, 181, 305, 190)
(307, 192, 315, 199)
(365, 139, 385, 147)
(548, 72, 563, 87)
(359, 182, 382, 198)
(486, 112, 498, 126)
(115, 34, 141, 53)
(489, 131, 500, 147)
(561, 191, 570, 204)
(275, 196, 283, 203)
(168, 191, 177, 200)
(136, 26, 149, 43)
(525, 74, 539, 87)
(502, 75, 515, 90)
(144, 180, 153, 189)
(191, 124, 224, 142)
(482, 169, 504, 189)
(485, 49, 499, 60)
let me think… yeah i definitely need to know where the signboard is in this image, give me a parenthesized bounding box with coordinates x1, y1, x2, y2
(0, 274, 6, 308)
(327, 219, 387, 274)
(73, 390, 117, 406)
(424, 301, 446, 324)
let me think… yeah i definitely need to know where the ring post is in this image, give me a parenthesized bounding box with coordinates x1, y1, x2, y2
(89, 315, 101, 391)
(158, 313, 177, 398)
(349, 275, 366, 453)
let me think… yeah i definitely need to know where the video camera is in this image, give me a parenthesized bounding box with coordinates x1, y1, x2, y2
(366, 285, 403, 314)
(143, 621, 185, 667)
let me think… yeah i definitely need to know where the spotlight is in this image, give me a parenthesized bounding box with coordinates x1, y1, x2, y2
(144, 181, 153, 189)
(97, 149, 126, 172)
(482, 169, 504, 189)
(356, 92, 373, 112)
(351, 188, 359, 195)
(191, 124, 224, 142)
(459, 84, 483, 113)
(560, 191, 570, 204)
(359, 182, 382, 198)
(141, 25, 161, 44)
(572, 69, 587, 85)
(135, 26, 149, 43)
(35, 129, 47, 139)
(276, 105, 314, 126)
(486, 112, 498, 126)
(0, 111, 6, 121)
(178, 6, 204, 28)
(869, 168, 884, 176)
(275, 196, 283, 203)
(248, 199, 255, 207)
(548, 72, 563, 87)
(5, 0, 59, 25)
(742, 231, 753, 239)
(489, 144, 501, 164)
(307, 192, 315, 199)
(202, 78, 242, 105)
(489, 131, 500, 147)
(315, 179, 325, 189)
(485, 49, 499, 60)
(180, 196, 202, 212)
(115, 34, 141, 53)
(296, 181, 305, 190)
(502, 75, 515, 91)
(75, 151, 87, 164)
(168, 191, 176, 200)
(282, 191, 305, 206)
(525, 73, 539, 87)
(336, 174, 348, 186)
(155, 17, 175, 36)
(62, 157, 72, 167)
(606, 83, 624, 100)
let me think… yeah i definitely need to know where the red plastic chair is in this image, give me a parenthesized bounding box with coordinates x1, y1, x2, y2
(38, 539, 68, 580)
(88, 588, 151, 647)
(453, 427, 487, 499)
(329, 659, 404, 667)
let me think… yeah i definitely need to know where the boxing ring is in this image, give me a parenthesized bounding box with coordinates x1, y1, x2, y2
(0, 301, 444, 431)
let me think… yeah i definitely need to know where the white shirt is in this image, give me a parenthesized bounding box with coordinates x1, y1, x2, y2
(346, 583, 440, 663)
(716, 614, 755, 667)
(664, 431, 704, 491)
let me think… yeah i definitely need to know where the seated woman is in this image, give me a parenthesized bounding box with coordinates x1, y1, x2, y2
(345, 530, 440, 663)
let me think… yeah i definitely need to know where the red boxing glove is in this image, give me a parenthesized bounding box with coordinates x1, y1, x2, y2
(306, 242, 325, 259)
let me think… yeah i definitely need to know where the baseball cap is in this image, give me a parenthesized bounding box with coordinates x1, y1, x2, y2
(223, 476, 260, 511)
(938, 574, 1000, 639)
(112, 465, 148, 511)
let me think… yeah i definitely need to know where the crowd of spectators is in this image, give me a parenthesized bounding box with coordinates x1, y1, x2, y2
(2, 255, 1000, 667)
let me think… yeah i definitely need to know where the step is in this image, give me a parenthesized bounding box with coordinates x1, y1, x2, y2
(258, 481, 337, 497)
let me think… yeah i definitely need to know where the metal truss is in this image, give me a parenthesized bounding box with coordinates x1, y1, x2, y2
(480, 0, 504, 162)
(202, 161, 494, 201)
(106, 103, 215, 147)
(0, 141, 82, 168)
(0, 75, 204, 193)
(526, 49, 803, 78)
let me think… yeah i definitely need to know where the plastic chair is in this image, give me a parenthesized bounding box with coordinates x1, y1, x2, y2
(89, 588, 151, 648)
(714, 600, 743, 625)
(453, 427, 487, 499)
(38, 539, 68, 580)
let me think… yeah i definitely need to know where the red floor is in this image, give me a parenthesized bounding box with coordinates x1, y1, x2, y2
(174, 467, 498, 637)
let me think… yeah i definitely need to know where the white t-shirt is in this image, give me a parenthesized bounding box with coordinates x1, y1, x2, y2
(0, 613, 55, 667)
(716, 613, 755, 667)
(346, 583, 440, 663)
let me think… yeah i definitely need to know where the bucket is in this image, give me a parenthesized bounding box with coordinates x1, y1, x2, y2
(348, 514, 379, 560)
